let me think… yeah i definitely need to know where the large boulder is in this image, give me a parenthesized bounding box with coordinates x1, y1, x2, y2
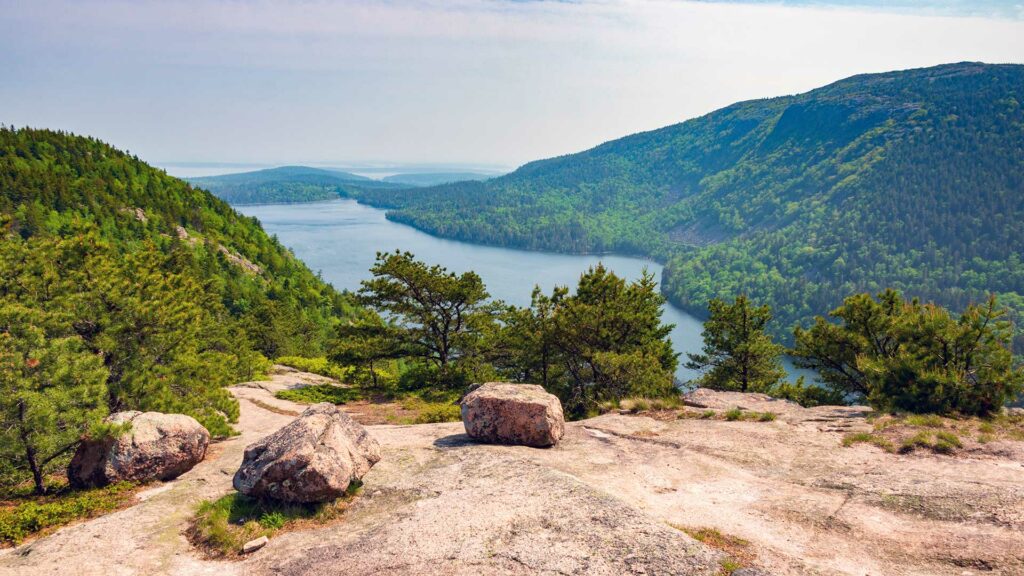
(68, 411, 210, 488)
(461, 383, 565, 447)
(233, 403, 381, 503)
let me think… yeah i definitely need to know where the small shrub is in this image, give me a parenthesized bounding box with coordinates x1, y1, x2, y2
(274, 357, 351, 381)
(758, 411, 777, 422)
(413, 402, 461, 424)
(701, 410, 716, 419)
(275, 384, 363, 405)
(725, 408, 743, 421)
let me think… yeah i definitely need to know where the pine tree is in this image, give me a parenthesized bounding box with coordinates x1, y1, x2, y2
(0, 305, 109, 494)
(686, 295, 785, 393)
(546, 265, 677, 416)
(358, 251, 495, 385)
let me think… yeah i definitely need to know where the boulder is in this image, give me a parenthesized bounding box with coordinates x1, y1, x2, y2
(461, 383, 565, 447)
(233, 403, 380, 503)
(68, 411, 210, 488)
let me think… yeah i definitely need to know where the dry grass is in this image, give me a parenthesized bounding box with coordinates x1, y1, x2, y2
(843, 411, 1023, 456)
(674, 407, 777, 423)
(670, 524, 756, 574)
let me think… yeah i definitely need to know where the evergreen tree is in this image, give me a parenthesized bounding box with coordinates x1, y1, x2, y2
(793, 291, 1024, 415)
(359, 251, 496, 385)
(0, 305, 109, 494)
(331, 318, 407, 388)
(686, 295, 785, 392)
(545, 266, 677, 416)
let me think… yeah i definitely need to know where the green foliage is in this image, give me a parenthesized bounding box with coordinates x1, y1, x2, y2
(504, 265, 678, 417)
(331, 319, 407, 388)
(189, 489, 357, 557)
(0, 304, 109, 494)
(686, 296, 785, 393)
(767, 377, 846, 408)
(274, 357, 351, 381)
(352, 63, 1024, 352)
(275, 384, 363, 405)
(842, 432, 896, 452)
(0, 481, 136, 544)
(399, 397, 462, 424)
(188, 166, 404, 205)
(359, 251, 497, 386)
(793, 291, 1024, 415)
(0, 127, 363, 490)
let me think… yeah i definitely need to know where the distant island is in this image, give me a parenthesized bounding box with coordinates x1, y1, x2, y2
(188, 166, 495, 205)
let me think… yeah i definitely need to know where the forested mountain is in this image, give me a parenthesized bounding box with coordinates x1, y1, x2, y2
(381, 172, 494, 186)
(0, 128, 363, 436)
(189, 165, 405, 205)
(356, 62, 1024, 344)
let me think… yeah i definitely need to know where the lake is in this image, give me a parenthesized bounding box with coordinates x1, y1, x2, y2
(237, 198, 800, 383)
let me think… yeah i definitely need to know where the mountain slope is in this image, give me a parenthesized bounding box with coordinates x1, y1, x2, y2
(189, 165, 405, 205)
(381, 172, 494, 186)
(0, 128, 363, 436)
(357, 62, 1024, 341)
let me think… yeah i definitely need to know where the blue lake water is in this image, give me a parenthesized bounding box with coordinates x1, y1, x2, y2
(238, 198, 805, 383)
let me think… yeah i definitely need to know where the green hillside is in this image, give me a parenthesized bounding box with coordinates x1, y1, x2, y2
(357, 62, 1024, 344)
(189, 165, 405, 205)
(382, 172, 494, 187)
(0, 128, 363, 437)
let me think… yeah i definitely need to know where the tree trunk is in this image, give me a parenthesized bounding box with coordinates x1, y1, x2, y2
(18, 401, 46, 495)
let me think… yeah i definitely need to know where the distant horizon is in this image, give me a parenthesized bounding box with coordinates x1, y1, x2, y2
(157, 160, 512, 179)
(3, 0, 1023, 166)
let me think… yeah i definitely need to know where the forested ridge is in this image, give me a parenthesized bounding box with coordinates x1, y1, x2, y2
(0, 128, 362, 440)
(188, 165, 405, 205)
(356, 62, 1024, 345)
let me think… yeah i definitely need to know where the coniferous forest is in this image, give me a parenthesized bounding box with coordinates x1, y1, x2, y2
(0, 127, 363, 443)
(354, 63, 1024, 346)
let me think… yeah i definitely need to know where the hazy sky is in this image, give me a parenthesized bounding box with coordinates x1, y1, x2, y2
(2, 1, 1023, 168)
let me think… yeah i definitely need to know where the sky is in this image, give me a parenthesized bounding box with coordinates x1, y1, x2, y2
(1, 0, 1023, 170)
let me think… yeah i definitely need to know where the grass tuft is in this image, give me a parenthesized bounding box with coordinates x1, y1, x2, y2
(842, 432, 896, 453)
(670, 524, 754, 574)
(188, 485, 360, 558)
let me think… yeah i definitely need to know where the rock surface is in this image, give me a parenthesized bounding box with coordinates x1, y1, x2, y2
(233, 402, 381, 503)
(461, 382, 564, 447)
(243, 536, 269, 554)
(5, 376, 1024, 576)
(68, 411, 210, 488)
